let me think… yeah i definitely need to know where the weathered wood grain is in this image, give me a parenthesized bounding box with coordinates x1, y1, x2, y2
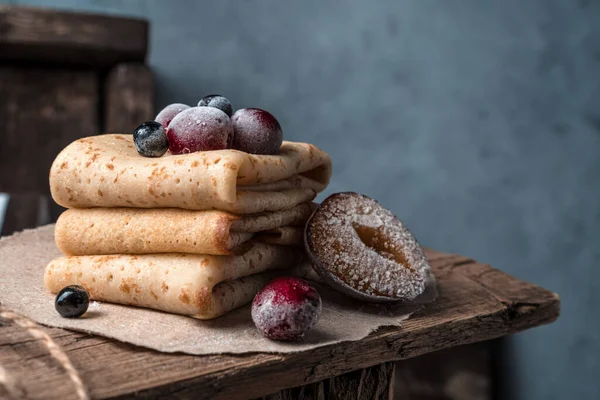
(104, 63, 154, 134)
(259, 362, 394, 400)
(0, 250, 560, 400)
(0, 6, 147, 67)
(0, 309, 87, 400)
(0, 67, 98, 193)
(261, 381, 325, 400)
(327, 362, 395, 400)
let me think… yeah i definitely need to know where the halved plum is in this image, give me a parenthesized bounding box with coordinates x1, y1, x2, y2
(305, 192, 430, 303)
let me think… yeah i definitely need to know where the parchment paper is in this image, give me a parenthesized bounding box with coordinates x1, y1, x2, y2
(0, 226, 437, 355)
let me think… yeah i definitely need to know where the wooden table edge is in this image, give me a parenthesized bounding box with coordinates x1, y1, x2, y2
(141, 298, 559, 399)
(0, 250, 560, 400)
(106, 258, 561, 399)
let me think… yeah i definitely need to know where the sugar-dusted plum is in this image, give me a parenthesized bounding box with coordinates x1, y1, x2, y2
(305, 192, 430, 302)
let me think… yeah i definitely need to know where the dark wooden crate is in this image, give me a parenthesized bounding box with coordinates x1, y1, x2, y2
(0, 67, 99, 193)
(0, 5, 154, 235)
(0, 5, 148, 67)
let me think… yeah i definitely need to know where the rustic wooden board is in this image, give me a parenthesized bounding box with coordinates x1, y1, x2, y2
(104, 63, 154, 134)
(0, 6, 147, 67)
(0, 67, 98, 193)
(259, 362, 395, 400)
(0, 250, 560, 400)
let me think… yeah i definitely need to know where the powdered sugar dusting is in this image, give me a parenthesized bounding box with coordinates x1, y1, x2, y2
(251, 277, 322, 341)
(307, 192, 430, 301)
(155, 103, 191, 128)
(231, 108, 283, 155)
(167, 107, 232, 154)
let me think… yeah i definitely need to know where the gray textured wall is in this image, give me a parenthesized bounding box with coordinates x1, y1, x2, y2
(4, 0, 600, 399)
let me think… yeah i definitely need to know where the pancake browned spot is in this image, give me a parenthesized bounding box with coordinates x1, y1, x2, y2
(179, 288, 191, 305)
(120, 281, 130, 294)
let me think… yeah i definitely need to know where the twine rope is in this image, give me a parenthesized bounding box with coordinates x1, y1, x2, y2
(0, 308, 90, 400)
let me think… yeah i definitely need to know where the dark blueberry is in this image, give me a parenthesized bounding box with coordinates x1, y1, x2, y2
(198, 94, 233, 117)
(231, 108, 283, 154)
(133, 121, 169, 157)
(55, 285, 89, 318)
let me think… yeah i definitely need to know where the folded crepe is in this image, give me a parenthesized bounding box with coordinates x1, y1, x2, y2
(50, 134, 332, 214)
(44, 243, 306, 319)
(55, 203, 315, 256)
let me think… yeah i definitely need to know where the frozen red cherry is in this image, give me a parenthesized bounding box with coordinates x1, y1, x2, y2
(155, 103, 190, 129)
(231, 108, 283, 155)
(252, 277, 321, 341)
(166, 107, 233, 154)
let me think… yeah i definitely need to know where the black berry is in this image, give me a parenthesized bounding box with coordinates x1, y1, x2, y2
(198, 94, 233, 117)
(133, 121, 169, 157)
(55, 285, 89, 318)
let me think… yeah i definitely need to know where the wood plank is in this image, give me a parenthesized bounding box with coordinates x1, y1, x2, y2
(0, 308, 87, 400)
(0, 250, 560, 400)
(327, 362, 395, 400)
(261, 381, 325, 400)
(259, 362, 394, 400)
(0, 6, 147, 67)
(104, 63, 154, 134)
(0, 67, 98, 193)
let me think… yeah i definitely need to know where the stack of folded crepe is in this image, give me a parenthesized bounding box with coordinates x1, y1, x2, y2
(44, 134, 332, 319)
